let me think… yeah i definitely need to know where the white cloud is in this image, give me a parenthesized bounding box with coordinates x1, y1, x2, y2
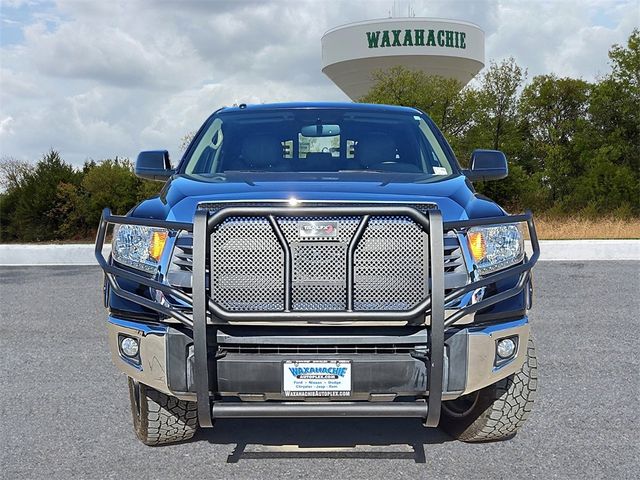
(486, 0, 638, 80)
(0, 0, 636, 165)
(0, 116, 15, 136)
(0, 67, 42, 97)
(22, 18, 205, 89)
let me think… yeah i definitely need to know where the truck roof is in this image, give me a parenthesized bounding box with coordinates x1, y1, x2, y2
(219, 102, 422, 115)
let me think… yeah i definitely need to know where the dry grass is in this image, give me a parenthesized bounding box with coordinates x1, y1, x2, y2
(533, 216, 640, 240)
(3, 218, 639, 243)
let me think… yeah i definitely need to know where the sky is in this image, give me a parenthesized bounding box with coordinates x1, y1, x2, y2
(0, 0, 638, 167)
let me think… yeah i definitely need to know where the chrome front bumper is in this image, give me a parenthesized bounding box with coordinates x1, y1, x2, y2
(108, 315, 530, 403)
(106, 317, 195, 399)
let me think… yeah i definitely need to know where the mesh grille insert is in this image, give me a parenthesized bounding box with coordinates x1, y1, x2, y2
(353, 216, 427, 311)
(278, 216, 359, 311)
(210, 217, 284, 311)
(167, 209, 470, 313)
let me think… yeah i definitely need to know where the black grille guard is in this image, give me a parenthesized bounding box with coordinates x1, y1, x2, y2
(95, 205, 539, 427)
(95, 206, 539, 327)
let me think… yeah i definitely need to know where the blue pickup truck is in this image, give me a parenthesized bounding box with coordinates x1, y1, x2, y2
(96, 102, 539, 445)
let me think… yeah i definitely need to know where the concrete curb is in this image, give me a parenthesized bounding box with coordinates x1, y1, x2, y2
(0, 240, 638, 266)
(0, 244, 112, 266)
(528, 240, 639, 261)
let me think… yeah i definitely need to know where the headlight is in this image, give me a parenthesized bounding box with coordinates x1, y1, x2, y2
(467, 223, 524, 275)
(112, 224, 168, 273)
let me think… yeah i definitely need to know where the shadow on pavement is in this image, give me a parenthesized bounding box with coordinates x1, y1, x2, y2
(194, 417, 454, 463)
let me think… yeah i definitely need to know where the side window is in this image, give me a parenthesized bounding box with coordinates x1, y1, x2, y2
(416, 118, 452, 175)
(185, 118, 223, 174)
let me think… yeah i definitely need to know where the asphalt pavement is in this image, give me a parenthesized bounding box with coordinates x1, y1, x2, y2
(1, 262, 639, 479)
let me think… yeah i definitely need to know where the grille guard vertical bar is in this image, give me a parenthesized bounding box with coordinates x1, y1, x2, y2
(346, 215, 370, 311)
(192, 209, 213, 427)
(426, 210, 444, 427)
(267, 215, 292, 311)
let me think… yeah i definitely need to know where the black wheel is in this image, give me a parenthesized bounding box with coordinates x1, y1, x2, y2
(440, 336, 538, 442)
(128, 377, 198, 446)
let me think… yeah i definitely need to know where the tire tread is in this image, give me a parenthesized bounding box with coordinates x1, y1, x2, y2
(128, 378, 198, 446)
(442, 336, 538, 443)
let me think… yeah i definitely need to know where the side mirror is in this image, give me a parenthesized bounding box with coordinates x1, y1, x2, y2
(464, 149, 508, 181)
(135, 150, 175, 181)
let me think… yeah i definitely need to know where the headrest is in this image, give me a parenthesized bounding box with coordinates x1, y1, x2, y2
(241, 135, 282, 168)
(355, 134, 397, 167)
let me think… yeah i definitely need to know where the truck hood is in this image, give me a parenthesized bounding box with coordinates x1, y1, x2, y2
(132, 173, 505, 223)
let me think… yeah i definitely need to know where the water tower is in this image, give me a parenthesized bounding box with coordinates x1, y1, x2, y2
(321, 17, 485, 100)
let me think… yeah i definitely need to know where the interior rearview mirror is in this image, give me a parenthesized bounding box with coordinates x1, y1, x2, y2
(464, 149, 508, 181)
(300, 124, 340, 137)
(135, 150, 175, 181)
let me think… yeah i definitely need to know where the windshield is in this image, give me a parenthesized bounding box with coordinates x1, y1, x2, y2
(182, 108, 456, 176)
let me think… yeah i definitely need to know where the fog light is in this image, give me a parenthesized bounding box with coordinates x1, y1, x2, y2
(497, 338, 516, 359)
(120, 337, 139, 358)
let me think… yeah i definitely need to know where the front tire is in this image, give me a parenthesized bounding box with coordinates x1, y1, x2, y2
(128, 377, 198, 446)
(440, 337, 538, 442)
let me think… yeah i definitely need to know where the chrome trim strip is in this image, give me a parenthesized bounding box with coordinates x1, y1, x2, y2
(197, 198, 439, 206)
(108, 316, 167, 335)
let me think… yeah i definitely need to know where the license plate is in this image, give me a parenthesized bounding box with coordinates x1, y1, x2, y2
(283, 360, 351, 397)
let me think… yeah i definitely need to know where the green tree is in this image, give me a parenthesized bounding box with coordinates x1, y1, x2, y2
(518, 75, 591, 206)
(0, 157, 35, 241)
(466, 58, 530, 209)
(0, 157, 33, 191)
(574, 29, 640, 215)
(10, 150, 82, 241)
(81, 158, 141, 227)
(588, 29, 639, 172)
(53, 182, 91, 239)
(137, 178, 162, 201)
(476, 57, 526, 152)
(569, 147, 639, 216)
(79, 157, 162, 228)
(609, 28, 640, 91)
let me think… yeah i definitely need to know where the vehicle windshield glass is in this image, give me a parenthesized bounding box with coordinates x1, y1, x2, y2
(182, 108, 455, 176)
